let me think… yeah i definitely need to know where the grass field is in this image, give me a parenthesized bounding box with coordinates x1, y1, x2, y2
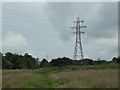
(0, 70, 2, 89)
(2, 64, 119, 88)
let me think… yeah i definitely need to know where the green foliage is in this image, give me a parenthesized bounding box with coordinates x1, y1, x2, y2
(3, 59, 13, 69)
(50, 57, 81, 66)
(50, 57, 110, 67)
(3, 67, 71, 88)
(112, 57, 120, 63)
(21, 74, 70, 88)
(81, 58, 93, 65)
(2, 52, 40, 69)
(0, 52, 2, 69)
(79, 64, 118, 70)
(2, 52, 119, 69)
(40, 58, 49, 67)
(2, 65, 118, 88)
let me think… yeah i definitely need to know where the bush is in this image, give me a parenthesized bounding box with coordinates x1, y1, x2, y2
(40, 59, 49, 67)
(50, 57, 81, 66)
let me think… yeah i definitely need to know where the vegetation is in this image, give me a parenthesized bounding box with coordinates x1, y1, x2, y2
(2, 65, 118, 88)
(40, 58, 49, 67)
(1, 52, 120, 69)
(2, 67, 71, 88)
(2, 52, 40, 69)
(1, 52, 119, 88)
(50, 57, 119, 67)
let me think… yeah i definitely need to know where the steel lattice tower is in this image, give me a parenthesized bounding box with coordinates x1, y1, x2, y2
(71, 17, 86, 60)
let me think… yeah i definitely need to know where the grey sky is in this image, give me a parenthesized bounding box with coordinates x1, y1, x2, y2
(2, 2, 118, 61)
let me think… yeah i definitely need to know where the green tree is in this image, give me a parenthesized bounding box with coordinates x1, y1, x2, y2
(2, 57, 13, 69)
(2, 52, 40, 69)
(0, 52, 2, 69)
(40, 59, 49, 67)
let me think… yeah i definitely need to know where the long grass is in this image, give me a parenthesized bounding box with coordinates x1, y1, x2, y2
(0, 70, 2, 89)
(2, 64, 119, 88)
(2, 67, 71, 88)
(46, 63, 118, 72)
(51, 69, 118, 88)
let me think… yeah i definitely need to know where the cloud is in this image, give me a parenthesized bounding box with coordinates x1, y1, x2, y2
(83, 36, 118, 60)
(82, 2, 118, 60)
(118, 2, 120, 56)
(3, 31, 28, 53)
(0, 40, 1, 53)
(2, 2, 118, 60)
(44, 2, 75, 42)
(44, 2, 118, 41)
(87, 2, 118, 38)
(0, 2, 2, 52)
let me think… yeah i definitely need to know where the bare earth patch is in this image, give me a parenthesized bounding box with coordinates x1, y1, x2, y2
(50, 69, 118, 88)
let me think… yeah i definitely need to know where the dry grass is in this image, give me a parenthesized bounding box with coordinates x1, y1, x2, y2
(2, 68, 118, 88)
(50, 69, 118, 88)
(2, 70, 34, 88)
(0, 70, 2, 89)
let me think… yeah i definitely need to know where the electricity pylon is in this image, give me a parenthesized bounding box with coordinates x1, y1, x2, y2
(70, 17, 86, 60)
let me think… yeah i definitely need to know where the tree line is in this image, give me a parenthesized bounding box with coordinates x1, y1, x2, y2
(43, 57, 120, 67)
(1, 52, 39, 69)
(1, 52, 120, 69)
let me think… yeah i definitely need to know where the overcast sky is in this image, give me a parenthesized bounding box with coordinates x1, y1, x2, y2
(2, 2, 118, 61)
